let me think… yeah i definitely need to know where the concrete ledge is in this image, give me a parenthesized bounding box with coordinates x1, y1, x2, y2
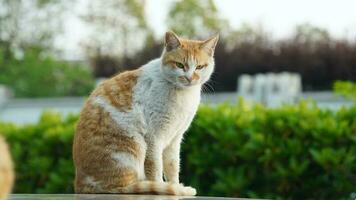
(9, 194, 258, 200)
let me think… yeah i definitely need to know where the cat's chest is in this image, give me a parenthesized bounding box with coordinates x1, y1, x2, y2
(135, 81, 200, 137)
(146, 85, 199, 121)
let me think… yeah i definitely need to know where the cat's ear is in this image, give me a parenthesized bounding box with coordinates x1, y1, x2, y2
(200, 34, 219, 56)
(165, 31, 181, 51)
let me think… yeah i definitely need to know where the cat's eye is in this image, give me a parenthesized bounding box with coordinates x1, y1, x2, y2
(175, 62, 185, 69)
(196, 64, 206, 70)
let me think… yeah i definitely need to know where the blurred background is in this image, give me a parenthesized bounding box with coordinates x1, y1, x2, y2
(0, 0, 355, 123)
(0, 0, 355, 199)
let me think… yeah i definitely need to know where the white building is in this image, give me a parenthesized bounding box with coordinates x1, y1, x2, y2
(238, 72, 302, 107)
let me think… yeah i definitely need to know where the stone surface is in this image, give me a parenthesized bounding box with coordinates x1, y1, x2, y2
(8, 194, 252, 200)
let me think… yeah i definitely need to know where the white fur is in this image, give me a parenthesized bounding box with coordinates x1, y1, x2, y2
(91, 96, 147, 136)
(112, 152, 145, 180)
(85, 176, 101, 188)
(91, 96, 147, 151)
(91, 96, 147, 181)
(93, 55, 214, 183)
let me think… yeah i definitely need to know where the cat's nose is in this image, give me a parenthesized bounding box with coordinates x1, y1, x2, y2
(184, 76, 193, 83)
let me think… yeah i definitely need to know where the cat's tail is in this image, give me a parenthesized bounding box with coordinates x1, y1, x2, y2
(113, 181, 196, 196)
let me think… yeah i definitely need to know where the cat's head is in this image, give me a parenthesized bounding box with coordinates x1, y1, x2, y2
(161, 31, 219, 88)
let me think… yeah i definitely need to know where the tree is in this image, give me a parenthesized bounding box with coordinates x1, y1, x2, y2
(0, 0, 94, 97)
(293, 23, 330, 45)
(82, 0, 150, 59)
(167, 0, 229, 38)
(224, 23, 271, 50)
(81, 0, 152, 77)
(0, 0, 72, 57)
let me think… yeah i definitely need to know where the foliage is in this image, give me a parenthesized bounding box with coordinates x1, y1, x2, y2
(0, 112, 76, 193)
(214, 23, 356, 91)
(0, 0, 91, 97)
(334, 81, 356, 101)
(81, 0, 153, 77)
(82, 0, 150, 58)
(115, 23, 356, 92)
(0, 0, 72, 54)
(80, 1, 355, 91)
(182, 100, 356, 199)
(0, 48, 95, 97)
(0, 101, 355, 199)
(167, 0, 229, 38)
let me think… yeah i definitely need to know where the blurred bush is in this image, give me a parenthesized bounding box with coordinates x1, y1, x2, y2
(0, 101, 355, 199)
(334, 81, 356, 102)
(0, 48, 95, 97)
(0, 112, 76, 193)
(182, 100, 356, 199)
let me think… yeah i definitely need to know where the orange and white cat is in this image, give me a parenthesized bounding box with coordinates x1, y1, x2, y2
(0, 136, 14, 200)
(73, 31, 219, 195)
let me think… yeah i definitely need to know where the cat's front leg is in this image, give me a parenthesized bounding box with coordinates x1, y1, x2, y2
(144, 137, 164, 182)
(163, 134, 183, 184)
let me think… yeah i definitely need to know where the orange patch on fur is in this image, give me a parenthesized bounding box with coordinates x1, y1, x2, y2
(162, 39, 211, 69)
(144, 159, 156, 180)
(192, 72, 200, 81)
(100, 69, 141, 112)
(73, 86, 145, 193)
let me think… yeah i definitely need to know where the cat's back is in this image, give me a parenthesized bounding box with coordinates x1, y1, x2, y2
(91, 69, 142, 110)
(73, 68, 147, 193)
(74, 68, 143, 141)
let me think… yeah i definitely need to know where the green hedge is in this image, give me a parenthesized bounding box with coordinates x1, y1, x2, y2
(0, 112, 76, 193)
(182, 100, 356, 199)
(0, 100, 355, 199)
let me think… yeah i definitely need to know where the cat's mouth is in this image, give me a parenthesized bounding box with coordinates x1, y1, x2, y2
(177, 76, 199, 87)
(177, 80, 199, 88)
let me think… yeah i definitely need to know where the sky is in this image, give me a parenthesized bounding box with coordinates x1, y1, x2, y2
(56, 0, 356, 60)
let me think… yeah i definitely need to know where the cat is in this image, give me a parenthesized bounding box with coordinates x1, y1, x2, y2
(0, 136, 14, 200)
(73, 31, 219, 196)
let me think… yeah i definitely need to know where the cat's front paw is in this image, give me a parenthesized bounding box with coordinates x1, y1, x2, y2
(174, 183, 196, 196)
(181, 186, 196, 196)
